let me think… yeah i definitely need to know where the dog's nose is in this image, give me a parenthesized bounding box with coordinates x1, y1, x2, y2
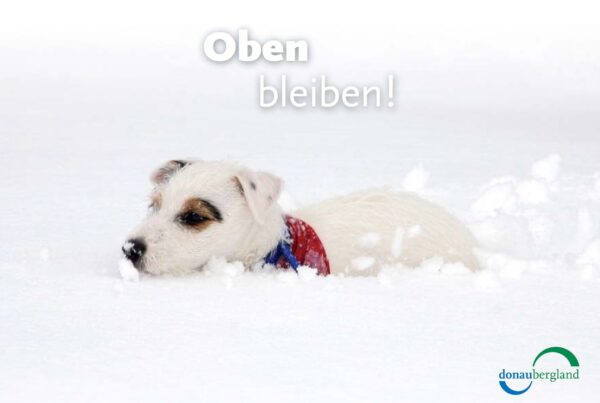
(122, 238, 146, 264)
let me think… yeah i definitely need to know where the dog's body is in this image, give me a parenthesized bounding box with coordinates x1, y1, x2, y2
(123, 160, 479, 275)
(295, 189, 479, 275)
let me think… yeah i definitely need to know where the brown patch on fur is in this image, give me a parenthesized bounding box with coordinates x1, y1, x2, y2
(179, 198, 222, 231)
(150, 191, 162, 210)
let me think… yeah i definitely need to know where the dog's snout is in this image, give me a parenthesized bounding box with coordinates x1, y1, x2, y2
(122, 238, 146, 264)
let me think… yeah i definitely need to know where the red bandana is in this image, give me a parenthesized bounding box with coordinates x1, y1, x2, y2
(272, 215, 331, 276)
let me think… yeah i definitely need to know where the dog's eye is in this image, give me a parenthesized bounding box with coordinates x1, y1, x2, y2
(178, 211, 206, 226)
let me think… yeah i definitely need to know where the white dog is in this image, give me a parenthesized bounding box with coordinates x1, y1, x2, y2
(122, 160, 479, 276)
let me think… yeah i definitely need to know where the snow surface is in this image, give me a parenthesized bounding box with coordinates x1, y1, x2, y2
(2, 8, 600, 402)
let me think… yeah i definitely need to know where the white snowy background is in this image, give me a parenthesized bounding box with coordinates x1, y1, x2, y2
(1, 1, 599, 402)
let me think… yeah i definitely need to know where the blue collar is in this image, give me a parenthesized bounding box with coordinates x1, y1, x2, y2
(263, 231, 299, 273)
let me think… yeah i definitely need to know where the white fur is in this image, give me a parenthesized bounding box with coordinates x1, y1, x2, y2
(125, 160, 479, 275)
(294, 189, 480, 275)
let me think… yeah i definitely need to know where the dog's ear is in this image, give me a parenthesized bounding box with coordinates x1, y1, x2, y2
(151, 160, 191, 184)
(234, 169, 283, 225)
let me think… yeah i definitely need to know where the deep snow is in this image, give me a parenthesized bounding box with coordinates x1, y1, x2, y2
(2, 131, 599, 403)
(2, 6, 600, 401)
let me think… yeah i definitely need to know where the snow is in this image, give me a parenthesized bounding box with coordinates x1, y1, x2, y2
(2, 9, 600, 402)
(577, 238, 600, 270)
(589, 174, 600, 201)
(121, 241, 135, 255)
(118, 258, 140, 282)
(531, 153, 561, 183)
(39, 247, 51, 262)
(350, 256, 376, 272)
(515, 179, 550, 205)
(407, 224, 422, 238)
(297, 265, 319, 281)
(390, 227, 405, 258)
(402, 164, 429, 194)
(469, 155, 600, 269)
(358, 232, 381, 249)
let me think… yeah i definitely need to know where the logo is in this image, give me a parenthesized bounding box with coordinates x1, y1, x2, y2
(499, 346, 580, 395)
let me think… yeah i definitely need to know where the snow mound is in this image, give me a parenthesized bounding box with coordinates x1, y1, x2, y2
(358, 232, 381, 249)
(118, 258, 139, 282)
(403, 164, 429, 193)
(470, 153, 600, 279)
(350, 256, 376, 272)
(531, 153, 561, 183)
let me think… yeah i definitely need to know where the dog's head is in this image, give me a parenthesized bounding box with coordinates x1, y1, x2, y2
(122, 160, 283, 275)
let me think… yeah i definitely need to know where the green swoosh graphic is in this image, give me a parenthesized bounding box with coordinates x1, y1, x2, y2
(532, 347, 579, 367)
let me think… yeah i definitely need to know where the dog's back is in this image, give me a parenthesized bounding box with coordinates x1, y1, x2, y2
(294, 188, 480, 275)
